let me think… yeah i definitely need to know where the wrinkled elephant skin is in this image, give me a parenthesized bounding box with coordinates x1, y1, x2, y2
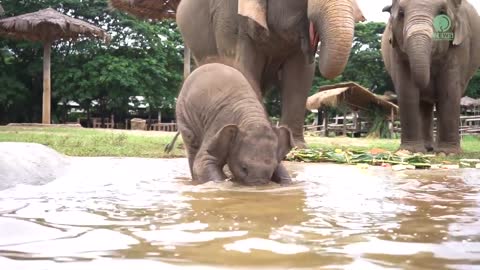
(176, 61, 294, 185)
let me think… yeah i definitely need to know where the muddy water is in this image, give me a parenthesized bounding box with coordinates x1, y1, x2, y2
(0, 158, 479, 269)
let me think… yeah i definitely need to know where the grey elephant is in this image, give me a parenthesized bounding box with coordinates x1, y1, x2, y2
(381, 0, 480, 154)
(176, 59, 294, 185)
(176, 0, 364, 148)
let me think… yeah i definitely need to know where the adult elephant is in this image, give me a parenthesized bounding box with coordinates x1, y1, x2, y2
(381, 0, 480, 154)
(176, 0, 361, 147)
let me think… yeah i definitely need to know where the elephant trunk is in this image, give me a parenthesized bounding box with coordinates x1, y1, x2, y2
(308, 0, 355, 79)
(405, 15, 434, 89)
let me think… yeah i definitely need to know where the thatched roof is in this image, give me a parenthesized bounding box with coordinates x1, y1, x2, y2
(109, 0, 180, 20)
(0, 8, 110, 42)
(306, 82, 399, 114)
(461, 96, 480, 107)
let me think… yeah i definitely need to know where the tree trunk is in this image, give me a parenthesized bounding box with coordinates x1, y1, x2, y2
(42, 42, 52, 124)
(390, 108, 395, 138)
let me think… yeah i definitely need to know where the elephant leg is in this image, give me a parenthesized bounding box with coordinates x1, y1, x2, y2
(280, 51, 315, 148)
(271, 163, 292, 185)
(395, 63, 426, 153)
(435, 80, 463, 155)
(192, 150, 227, 184)
(420, 101, 434, 152)
(212, 1, 239, 59)
(179, 126, 201, 179)
(235, 35, 266, 89)
(186, 146, 198, 178)
(176, 0, 217, 64)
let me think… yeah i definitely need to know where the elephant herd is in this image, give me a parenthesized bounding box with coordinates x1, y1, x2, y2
(171, 0, 480, 184)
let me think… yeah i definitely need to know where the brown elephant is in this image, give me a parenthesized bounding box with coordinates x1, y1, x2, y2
(176, 0, 363, 148)
(381, 0, 480, 154)
(176, 59, 294, 185)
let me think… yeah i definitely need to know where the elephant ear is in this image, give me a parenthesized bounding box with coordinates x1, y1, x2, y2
(238, 0, 268, 31)
(386, 22, 398, 48)
(453, 14, 469, 46)
(274, 126, 294, 161)
(207, 124, 239, 162)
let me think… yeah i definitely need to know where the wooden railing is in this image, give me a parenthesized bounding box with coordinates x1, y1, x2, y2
(150, 123, 178, 132)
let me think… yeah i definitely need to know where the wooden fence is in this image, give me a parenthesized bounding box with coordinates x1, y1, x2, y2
(304, 115, 480, 137)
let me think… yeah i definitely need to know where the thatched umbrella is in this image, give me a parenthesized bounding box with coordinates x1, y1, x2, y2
(109, 0, 180, 20)
(109, 0, 190, 78)
(0, 8, 109, 124)
(461, 96, 478, 107)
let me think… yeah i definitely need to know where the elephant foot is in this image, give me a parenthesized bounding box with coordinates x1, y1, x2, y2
(425, 142, 434, 153)
(435, 144, 462, 155)
(398, 142, 427, 154)
(293, 138, 308, 149)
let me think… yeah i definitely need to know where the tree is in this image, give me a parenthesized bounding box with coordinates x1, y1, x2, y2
(0, 0, 183, 124)
(466, 70, 480, 98)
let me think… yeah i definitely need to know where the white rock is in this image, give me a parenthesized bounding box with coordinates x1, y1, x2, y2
(0, 143, 69, 190)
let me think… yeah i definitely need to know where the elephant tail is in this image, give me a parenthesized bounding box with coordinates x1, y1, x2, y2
(164, 132, 181, 154)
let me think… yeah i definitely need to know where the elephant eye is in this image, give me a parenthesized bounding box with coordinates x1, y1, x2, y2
(398, 9, 405, 18)
(241, 165, 248, 175)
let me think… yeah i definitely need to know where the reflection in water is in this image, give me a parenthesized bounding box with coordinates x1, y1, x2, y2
(0, 157, 479, 269)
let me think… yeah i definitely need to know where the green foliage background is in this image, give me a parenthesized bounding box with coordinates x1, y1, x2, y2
(0, 0, 183, 124)
(1, 2, 479, 124)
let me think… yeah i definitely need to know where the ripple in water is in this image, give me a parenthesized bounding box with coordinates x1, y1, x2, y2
(1, 158, 480, 269)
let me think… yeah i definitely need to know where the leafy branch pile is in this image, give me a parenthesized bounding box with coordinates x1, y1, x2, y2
(285, 148, 480, 170)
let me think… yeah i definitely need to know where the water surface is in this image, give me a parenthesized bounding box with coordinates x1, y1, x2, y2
(1, 158, 479, 269)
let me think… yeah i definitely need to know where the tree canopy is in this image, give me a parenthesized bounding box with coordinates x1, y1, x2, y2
(0, 0, 183, 124)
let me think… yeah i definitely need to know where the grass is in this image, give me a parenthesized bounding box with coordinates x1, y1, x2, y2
(0, 126, 479, 162)
(306, 135, 480, 162)
(0, 126, 185, 158)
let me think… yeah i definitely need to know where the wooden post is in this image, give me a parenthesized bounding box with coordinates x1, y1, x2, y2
(353, 111, 358, 131)
(316, 108, 323, 131)
(342, 113, 347, 136)
(42, 42, 52, 124)
(390, 108, 395, 138)
(324, 109, 329, 137)
(184, 46, 191, 79)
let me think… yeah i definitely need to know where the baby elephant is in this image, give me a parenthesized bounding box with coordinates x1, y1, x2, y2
(176, 60, 294, 185)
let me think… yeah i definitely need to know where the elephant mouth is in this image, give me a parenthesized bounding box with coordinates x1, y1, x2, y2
(309, 22, 320, 56)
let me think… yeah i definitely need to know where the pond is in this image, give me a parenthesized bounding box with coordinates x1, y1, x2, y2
(1, 158, 479, 269)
